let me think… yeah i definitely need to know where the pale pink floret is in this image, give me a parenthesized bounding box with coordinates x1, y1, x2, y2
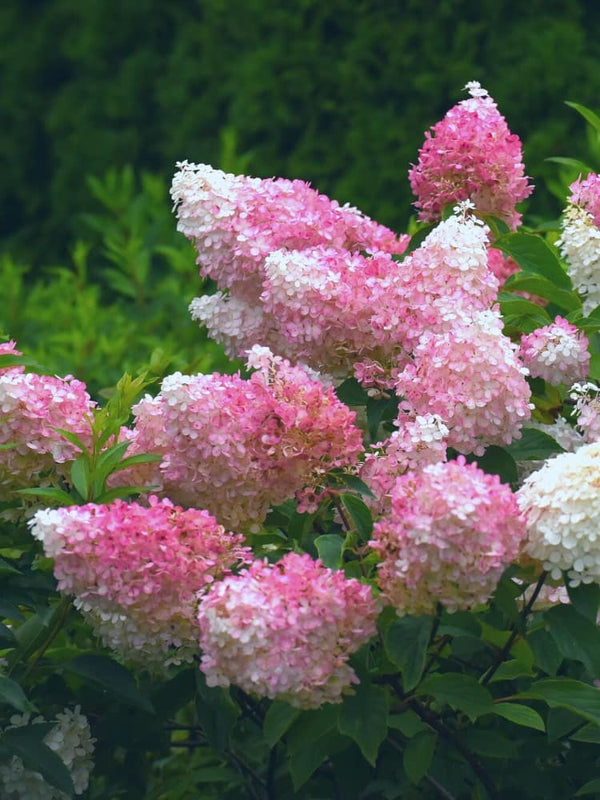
(519, 316, 589, 386)
(395, 310, 532, 455)
(0, 340, 25, 374)
(127, 348, 363, 529)
(371, 457, 526, 615)
(569, 173, 600, 227)
(409, 82, 533, 229)
(29, 497, 250, 665)
(0, 370, 95, 492)
(197, 552, 379, 709)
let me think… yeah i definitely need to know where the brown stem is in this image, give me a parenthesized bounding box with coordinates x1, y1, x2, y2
(409, 700, 499, 800)
(481, 571, 548, 686)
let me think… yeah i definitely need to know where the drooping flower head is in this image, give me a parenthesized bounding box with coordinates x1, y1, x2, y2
(409, 81, 533, 229)
(127, 348, 364, 529)
(29, 497, 251, 665)
(518, 441, 600, 586)
(172, 161, 407, 298)
(518, 316, 589, 386)
(197, 552, 379, 708)
(371, 457, 526, 615)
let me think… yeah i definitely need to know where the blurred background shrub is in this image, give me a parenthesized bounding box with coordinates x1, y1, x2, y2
(3, 0, 600, 264)
(2, 0, 600, 388)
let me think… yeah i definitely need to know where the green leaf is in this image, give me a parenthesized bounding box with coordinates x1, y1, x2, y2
(498, 293, 552, 324)
(545, 156, 594, 172)
(459, 728, 518, 759)
(335, 377, 368, 406)
(575, 779, 600, 797)
(403, 729, 437, 785)
(51, 426, 89, 455)
(388, 709, 428, 737)
(504, 274, 580, 312)
(366, 394, 400, 443)
(287, 704, 339, 789)
(571, 723, 600, 744)
(565, 101, 600, 135)
(506, 428, 566, 461)
(0, 557, 21, 575)
(314, 534, 343, 569)
(566, 582, 600, 623)
(195, 671, 239, 752)
(70, 457, 90, 500)
(394, 223, 437, 260)
(65, 654, 154, 713)
(417, 673, 494, 722)
(263, 701, 300, 748)
(493, 232, 571, 289)
(2, 725, 75, 797)
(547, 707, 582, 741)
(0, 677, 36, 712)
(491, 703, 545, 732)
(338, 682, 389, 765)
(528, 628, 563, 676)
(470, 446, 518, 486)
(487, 659, 535, 683)
(340, 494, 373, 541)
(16, 487, 76, 506)
(545, 604, 600, 677)
(94, 485, 157, 503)
(519, 679, 600, 726)
(328, 470, 375, 498)
(384, 615, 433, 691)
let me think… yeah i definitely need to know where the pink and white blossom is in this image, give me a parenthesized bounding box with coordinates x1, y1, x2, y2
(197, 552, 379, 708)
(371, 457, 526, 615)
(409, 82, 532, 229)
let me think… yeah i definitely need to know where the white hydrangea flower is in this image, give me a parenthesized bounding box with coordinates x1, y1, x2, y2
(0, 707, 95, 799)
(557, 204, 600, 313)
(518, 440, 600, 586)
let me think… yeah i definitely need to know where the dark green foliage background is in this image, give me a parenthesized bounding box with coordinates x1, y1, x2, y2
(3, 0, 600, 264)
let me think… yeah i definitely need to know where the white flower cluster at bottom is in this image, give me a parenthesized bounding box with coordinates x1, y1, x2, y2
(0, 707, 95, 799)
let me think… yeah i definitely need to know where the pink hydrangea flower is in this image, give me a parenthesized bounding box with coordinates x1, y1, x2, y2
(197, 552, 379, 708)
(519, 317, 589, 385)
(171, 161, 408, 298)
(371, 457, 526, 615)
(0, 370, 95, 492)
(29, 497, 250, 665)
(127, 348, 364, 529)
(359, 413, 448, 513)
(394, 310, 532, 455)
(409, 82, 533, 229)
